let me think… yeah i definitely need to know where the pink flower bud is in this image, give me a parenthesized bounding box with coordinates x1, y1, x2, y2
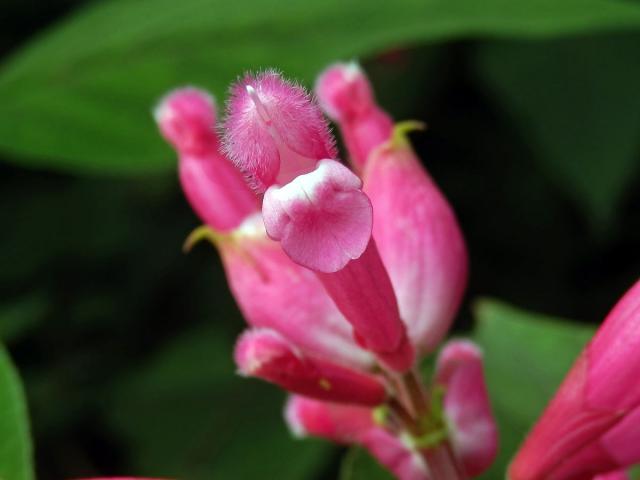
(285, 396, 429, 480)
(315, 62, 393, 169)
(509, 279, 640, 480)
(235, 329, 387, 406)
(223, 71, 336, 192)
(284, 395, 374, 443)
(218, 215, 374, 371)
(154, 87, 258, 231)
(364, 127, 468, 354)
(436, 340, 497, 477)
(361, 429, 430, 480)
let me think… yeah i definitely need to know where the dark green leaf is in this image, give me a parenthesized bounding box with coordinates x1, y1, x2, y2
(107, 324, 332, 479)
(473, 33, 640, 231)
(2, 0, 640, 173)
(474, 299, 594, 478)
(0, 344, 34, 480)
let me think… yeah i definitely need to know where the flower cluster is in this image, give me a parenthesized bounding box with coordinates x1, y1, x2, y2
(155, 63, 497, 478)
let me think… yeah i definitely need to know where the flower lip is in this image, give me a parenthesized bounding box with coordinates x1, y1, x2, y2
(223, 70, 336, 192)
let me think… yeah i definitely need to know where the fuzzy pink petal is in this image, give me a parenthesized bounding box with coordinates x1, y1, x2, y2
(219, 216, 373, 371)
(224, 71, 335, 191)
(436, 340, 497, 476)
(235, 329, 386, 406)
(363, 138, 468, 354)
(284, 395, 374, 443)
(262, 159, 372, 273)
(155, 87, 258, 231)
(315, 62, 393, 169)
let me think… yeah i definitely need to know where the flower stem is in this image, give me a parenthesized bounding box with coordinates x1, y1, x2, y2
(421, 441, 467, 480)
(402, 368, 429, 418)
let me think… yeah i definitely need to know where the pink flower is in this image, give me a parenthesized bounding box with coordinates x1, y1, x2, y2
(509, 279, 640, 480)
(223, 70, 413, 372)
(435, 340, 498, 476)
(154, 87, 258, 231)
(235, 328, 386, 406)
(363, 126, 468, 353)
(315, 62, 393, 171)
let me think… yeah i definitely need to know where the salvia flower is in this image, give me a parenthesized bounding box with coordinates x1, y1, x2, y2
(224, 70, 413, 372)
(509, 279, 640, 480)
(315, 62, 393, 170)
(155, 63, 494, 479)
(155, 87, 257, 231)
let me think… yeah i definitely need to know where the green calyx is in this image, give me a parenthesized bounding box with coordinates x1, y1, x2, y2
(183, 225, 225, 252)
(412, 385, 449, 449)
(372, 405, 390, 426)
(390, 120, 427, 149)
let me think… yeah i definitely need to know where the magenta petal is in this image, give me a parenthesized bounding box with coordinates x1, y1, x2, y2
(594, 472, 631, 480)
(224, 71, 336, 191)
(263, 159, 373, 273)
(361, 429, 430, 480)
(587, 279, 640, 411)
(317, 240, 414, 372)
(436, 340, 497, 476)
(315, 62, 393, 169)
(235, 329, 387, 406)
(601, 405, 640, 466)
(510, 279, 640, 480)
(154, 86, 218, 155)
(155, 87, 258, 231)
(284, 395, 374, 443)
(364, 137, 468, 354)
(219, 217, 373, 371)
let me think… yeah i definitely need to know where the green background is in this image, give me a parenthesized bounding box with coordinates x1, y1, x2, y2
(1, 0, 639, 478)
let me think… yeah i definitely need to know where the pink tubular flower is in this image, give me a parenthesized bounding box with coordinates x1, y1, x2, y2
(154, 87, 258, 231)
(315, 62, 393, 170)
(316, 62, 467, 354)
(235, 328, 386, 406)
(223, 70, 413, 372)
(509, 279, 640, 480)
(363, 126, 468, 353)
(435, 340, 497, 477)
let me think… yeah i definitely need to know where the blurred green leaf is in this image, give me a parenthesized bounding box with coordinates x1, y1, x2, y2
(474, 299, 594, 478)
(473, 33, 640, 232)
(107, 324, 332, 479)
(2, 0, 640, 173)
(0, 344, 34, 480)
